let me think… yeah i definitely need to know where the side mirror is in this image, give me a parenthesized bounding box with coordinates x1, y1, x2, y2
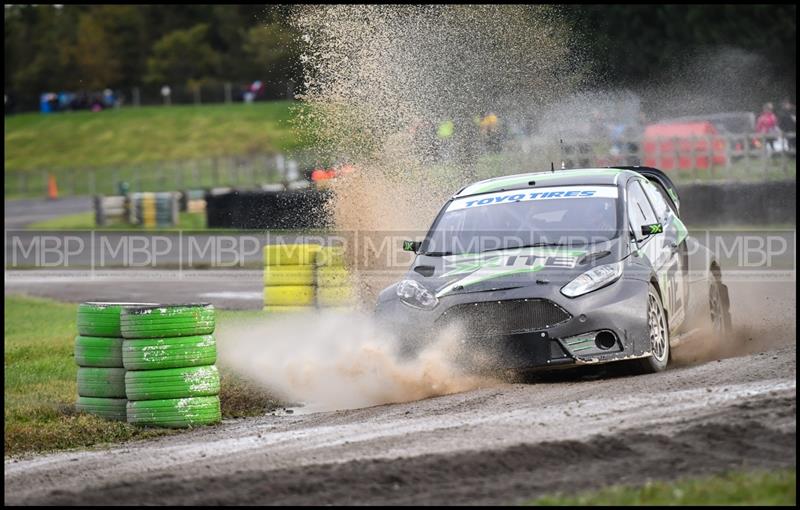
(403, 240, 421, 253)
(641, 223, 663, 236)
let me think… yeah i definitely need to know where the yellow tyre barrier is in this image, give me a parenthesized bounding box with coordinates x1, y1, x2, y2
(263, 265, 315, 286)
(317, 286, 357, 307)
(263, 244, 320, 266)
(316, 246, 346, 267)
(263, 285, 315, 306)
(316, 266, 351, 288)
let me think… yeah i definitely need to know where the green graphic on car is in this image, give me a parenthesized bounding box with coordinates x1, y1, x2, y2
(436, 247, 587, 297)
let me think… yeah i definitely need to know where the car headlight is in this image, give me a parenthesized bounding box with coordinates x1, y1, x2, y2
(396, 279, 439, 309)
(561, 262, 624, 298)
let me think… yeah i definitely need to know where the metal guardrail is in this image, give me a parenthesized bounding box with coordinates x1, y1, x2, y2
(5, 134, 796, 199)
(557, 132, 796, 177)
(5, 153, 309, 199)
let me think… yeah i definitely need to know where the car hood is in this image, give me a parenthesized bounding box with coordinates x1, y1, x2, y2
(410, 242, 621, 298)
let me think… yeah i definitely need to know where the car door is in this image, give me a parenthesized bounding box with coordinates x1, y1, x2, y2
(641, 179, 689, 331)
(627, 179, 686, 332)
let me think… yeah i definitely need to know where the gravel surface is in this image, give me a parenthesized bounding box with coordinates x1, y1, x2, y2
(5, 343, 795, 505)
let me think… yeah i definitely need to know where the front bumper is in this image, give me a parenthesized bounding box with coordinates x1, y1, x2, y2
(374, 276, 651, 371)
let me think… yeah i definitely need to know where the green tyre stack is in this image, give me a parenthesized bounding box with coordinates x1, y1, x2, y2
(121, 304, 221, 428)
(74, 302, 154, 421)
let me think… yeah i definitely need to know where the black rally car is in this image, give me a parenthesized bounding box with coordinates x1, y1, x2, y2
(375, 167, 732, 373)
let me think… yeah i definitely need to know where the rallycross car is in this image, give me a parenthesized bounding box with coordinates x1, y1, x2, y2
(375, 166, 732, 373)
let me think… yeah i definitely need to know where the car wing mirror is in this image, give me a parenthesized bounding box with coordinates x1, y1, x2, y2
(403, 240, 421, 253)
(641, 223, 663, 236)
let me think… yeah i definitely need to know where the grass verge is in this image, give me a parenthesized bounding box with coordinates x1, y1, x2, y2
(27, 211, 208, 230)
(527, 469, 796, 506)
(4, 102, 306, 172)
(4, 295, 281, 457)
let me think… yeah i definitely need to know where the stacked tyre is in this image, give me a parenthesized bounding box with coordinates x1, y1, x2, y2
(315, 246, 357, 310)
(263, 243, 320, 313)
(140, 192, 157, 228)
(121, 304, 221, 428)
(75, 302, 153, 421)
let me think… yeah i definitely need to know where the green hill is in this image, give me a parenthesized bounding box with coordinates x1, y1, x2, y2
(4, 101, 306, 172)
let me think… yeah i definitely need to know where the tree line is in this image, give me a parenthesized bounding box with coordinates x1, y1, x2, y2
(4, 4, 795, 113)
(4, 5, 300, 111)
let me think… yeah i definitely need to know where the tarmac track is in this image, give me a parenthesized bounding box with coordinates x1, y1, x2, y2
(3, 196, 92, 229)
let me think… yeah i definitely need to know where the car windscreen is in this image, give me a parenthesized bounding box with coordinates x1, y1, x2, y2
(421, 186, 619, 255)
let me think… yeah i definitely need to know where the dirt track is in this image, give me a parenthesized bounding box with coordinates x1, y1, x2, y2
(5, 342, 795, 505)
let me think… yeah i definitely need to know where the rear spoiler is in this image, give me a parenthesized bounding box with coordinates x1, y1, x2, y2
(612, 166, 681, 213)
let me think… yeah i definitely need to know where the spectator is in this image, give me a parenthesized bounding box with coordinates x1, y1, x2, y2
(90, 94, 104, 112)
(103, 88, 116, 108)
(777, 99, 796, 152)
(755, 102, 779, 151)
(479, 112, 501, 152)
(250, 80, 264, 99)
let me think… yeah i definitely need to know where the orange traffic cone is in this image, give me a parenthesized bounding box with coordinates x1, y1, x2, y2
(47, 174, 59, 200)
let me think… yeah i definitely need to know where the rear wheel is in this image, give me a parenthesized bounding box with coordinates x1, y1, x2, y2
(635, 284, 670, 374)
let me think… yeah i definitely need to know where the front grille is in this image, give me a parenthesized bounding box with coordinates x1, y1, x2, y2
(435, 299, 571, 338)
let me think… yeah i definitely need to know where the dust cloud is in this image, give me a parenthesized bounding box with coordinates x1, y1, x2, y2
(292, 4, 585, 231)
(218, 7, 793, 412)
(221, 6, 581, 411)
(672, 280, 797, 366)
(217, 310, 494, 411)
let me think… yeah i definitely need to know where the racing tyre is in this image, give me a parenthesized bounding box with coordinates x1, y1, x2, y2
(263, 286, 315, 306)
(635, 283, 670, 374)
(317, 286, 356, 307)
(127, 396, 221, 428)
(77, 367, 127, 398)
(316, 267, 351, 288)
(77, 302, 156, 337)
(74, 336, 124, 367)
(125, 365, 220, 401)
(263, 265, 315, 286)
(75, 397, 127, 421)
(121, 304, 215, 339)
(263, 244, 320, 266)
(122, 335, 216, 370)
(709, 272, 733, 341)
(316, 246, 346, 267)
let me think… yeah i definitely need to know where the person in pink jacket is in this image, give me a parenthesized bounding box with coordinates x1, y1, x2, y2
(756, 102, 779, 150)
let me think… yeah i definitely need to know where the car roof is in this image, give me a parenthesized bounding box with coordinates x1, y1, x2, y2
(455, 168, 638, 198)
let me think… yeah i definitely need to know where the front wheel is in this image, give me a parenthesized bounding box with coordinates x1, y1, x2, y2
(634, 283, 670, 374)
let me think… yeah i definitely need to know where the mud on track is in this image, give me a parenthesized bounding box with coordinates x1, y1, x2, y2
(5, 344, 795, 505)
